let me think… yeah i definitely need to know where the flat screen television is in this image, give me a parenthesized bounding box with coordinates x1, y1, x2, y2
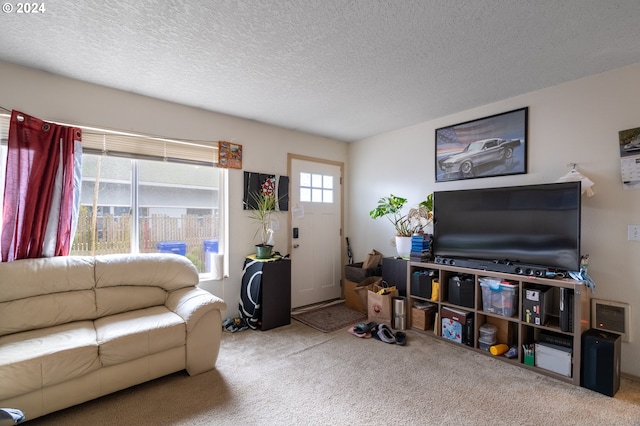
(433, 182, 581, 272)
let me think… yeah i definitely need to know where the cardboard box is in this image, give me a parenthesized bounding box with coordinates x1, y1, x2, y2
(344, 276, 380, 313)
(344, 262, 382, 283)
(523, 286, 553, 326)
(411, 305, 436, 331)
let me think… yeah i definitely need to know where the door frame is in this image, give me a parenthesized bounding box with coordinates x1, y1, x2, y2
(287, 153, 345, 298)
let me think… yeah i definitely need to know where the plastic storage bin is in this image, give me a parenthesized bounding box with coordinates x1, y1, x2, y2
(156, 241, 187, 256)
(480, 278, 518, 317)
(479, 323, 498, 341)
(478, 336, 497, 351)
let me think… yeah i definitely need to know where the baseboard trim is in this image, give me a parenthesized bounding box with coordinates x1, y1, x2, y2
(621, 372, 640, 383)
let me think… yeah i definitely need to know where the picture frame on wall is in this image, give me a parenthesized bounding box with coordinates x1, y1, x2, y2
(618, 126, 640, 190)
(243, 171, 289, 211)
(218, 141, 243, 169)
(435, 107, 528, 182)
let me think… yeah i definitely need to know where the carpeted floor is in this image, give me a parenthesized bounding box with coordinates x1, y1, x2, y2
(24, 320, 640, 425)
(291, 301, 367, 332)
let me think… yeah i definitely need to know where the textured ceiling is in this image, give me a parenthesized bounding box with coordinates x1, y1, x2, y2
(1, 0, 640, 141)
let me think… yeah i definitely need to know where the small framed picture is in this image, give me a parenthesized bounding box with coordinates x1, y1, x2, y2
(218, 141, 242, 169)
(618, 126, 640, 189)
(435, 107, 528, 182)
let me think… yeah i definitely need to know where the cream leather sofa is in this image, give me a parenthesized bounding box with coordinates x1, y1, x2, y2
(0, 253, 226, 421)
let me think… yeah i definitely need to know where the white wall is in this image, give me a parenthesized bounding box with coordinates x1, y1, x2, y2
(348, 63, 640, 376)
(0, 61, 348, 321)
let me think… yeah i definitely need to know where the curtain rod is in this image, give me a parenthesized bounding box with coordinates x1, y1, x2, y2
(0, 106, 225, 148)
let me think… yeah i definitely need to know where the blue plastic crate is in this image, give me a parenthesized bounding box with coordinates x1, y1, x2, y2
(203, 239, 219, 254)
(156, 241, 187, 256)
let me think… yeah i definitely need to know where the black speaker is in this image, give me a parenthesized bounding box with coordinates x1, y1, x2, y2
(581, 329, 621, 397)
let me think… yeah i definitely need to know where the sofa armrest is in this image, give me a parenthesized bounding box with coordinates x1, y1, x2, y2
(165, 287, 226, 332)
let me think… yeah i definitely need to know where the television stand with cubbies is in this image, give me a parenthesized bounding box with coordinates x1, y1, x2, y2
(407, 261, 590, 386)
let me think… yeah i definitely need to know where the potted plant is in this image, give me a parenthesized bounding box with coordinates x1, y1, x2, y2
(248, 191, 280, 259)
(369, 193, 433, 257)
(407, 193, 434, 234)
(369, 194, 412, 237)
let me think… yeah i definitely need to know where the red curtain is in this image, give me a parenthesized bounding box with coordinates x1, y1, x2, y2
(1, 110, 82, 262)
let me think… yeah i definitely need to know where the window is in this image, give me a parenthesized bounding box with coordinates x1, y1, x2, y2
(0, 113, 225, 275)
(299, 172, 334, 203)
(73, 154, 221, 273)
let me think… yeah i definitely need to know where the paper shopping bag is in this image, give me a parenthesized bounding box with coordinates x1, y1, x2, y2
(367, 283, 398, 326)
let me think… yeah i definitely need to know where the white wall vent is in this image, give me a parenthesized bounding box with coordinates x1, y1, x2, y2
(591, 299, 630, 342)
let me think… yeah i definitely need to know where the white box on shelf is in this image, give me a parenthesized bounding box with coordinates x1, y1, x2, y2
(534, 343, 572, 377)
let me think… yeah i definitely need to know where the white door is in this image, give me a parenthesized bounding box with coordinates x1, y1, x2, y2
(289, 156, 343, 308)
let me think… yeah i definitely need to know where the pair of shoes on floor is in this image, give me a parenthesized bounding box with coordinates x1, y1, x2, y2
(347, 322, 407, 345)
(222, 317, 248, 333)
(371, 323, 407, 346)
(347, 321, 377, 338)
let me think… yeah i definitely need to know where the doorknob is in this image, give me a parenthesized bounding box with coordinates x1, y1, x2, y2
(293, 243, 300, 248)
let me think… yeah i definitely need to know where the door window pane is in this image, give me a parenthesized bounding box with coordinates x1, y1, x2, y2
(299, 171, 334, 204)
(312, 188, 322, 203)
(311, 173, 322, 188)
(300, 187, 311, 202)
(323, 175, 333, 189)
(300, 172, 311, 187)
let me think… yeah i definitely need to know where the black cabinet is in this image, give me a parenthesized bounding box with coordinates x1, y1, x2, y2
(241, 257, 291, 331)
(260, 259, 291, 330)
(382, 257, 407, 296)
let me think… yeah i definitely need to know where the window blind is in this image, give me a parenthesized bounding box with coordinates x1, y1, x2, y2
(0, 113, 219, 166)
(0, 114, 9, 144)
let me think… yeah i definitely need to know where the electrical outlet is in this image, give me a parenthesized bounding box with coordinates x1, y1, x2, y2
(628, 224, 640, 241)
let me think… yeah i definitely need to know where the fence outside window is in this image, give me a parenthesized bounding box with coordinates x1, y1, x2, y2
(71, 212, 219, 273)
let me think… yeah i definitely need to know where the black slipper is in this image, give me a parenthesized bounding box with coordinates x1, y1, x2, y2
(374, 324, 396, 344)
(353, 321, 377, 336)
(348, 326, 371, 338)
(395, 331, 407, 346)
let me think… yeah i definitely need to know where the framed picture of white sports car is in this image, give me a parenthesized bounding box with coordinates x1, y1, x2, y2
(435, 107, 528, 182)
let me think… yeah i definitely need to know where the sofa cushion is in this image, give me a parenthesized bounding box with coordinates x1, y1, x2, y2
(96, 286, 168, 318)
(94, 253, 199, 291)
(95, 306, 185, 367)
(0, 256, 95, 302)
(0, 256, 97, 337)
(0, 290, 97, 336)
(0, 321, 100, 400)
